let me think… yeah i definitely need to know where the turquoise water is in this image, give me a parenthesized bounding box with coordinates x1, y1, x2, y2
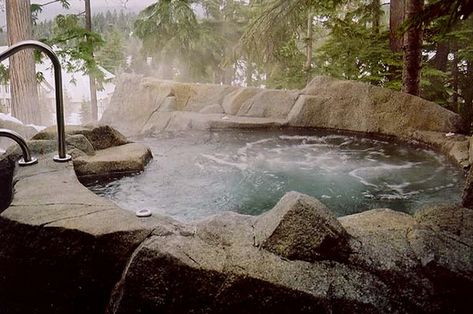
(86, 129, 465, 222)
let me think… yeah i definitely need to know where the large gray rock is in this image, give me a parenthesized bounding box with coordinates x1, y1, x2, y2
(199, 103, 225, 114)
(415, 204, 473, 243)
(33, 124, 129, 150)
(289, 77, 464, 137)
(339, 209, 419, 273)
(463, 168, 473, 208)
(0, 151, 169, 314)
(108, 211, 401, 314)
(109, 200, 473, 313)
(101, 76, 238, 136)
(66, 134, 95, 156)
(195, 211, 256, 247)
(410, 205, 473, 280)
(409, 130, 470, 168)
(237, 89, 299, 119)
(254, 192, 349, 262)
(0, 156, 14, 211)
(73, 142, 153, 180)
(222, 87, 260, 115)
(407, 206, 473, 311)
(100, 75, 173, 135)
(339, 206, 473, 312)
(181, 83, 238, 112)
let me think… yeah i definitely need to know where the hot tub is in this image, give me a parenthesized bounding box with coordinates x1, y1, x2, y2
(85, 129, 464, 222)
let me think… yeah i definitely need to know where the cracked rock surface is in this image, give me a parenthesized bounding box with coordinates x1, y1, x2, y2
(107, 196, 473, 314)
(1, 124, 473, 313)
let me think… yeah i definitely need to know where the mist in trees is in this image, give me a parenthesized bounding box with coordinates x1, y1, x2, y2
(1, 0, 472, 130)
(33, 9, 135, 76)
(127, 0, 473, 130)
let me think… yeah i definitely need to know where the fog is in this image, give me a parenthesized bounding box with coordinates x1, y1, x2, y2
(0, 0, 156, 26)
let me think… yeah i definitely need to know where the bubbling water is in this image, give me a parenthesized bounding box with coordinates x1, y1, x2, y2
(86, 129, 465, 222)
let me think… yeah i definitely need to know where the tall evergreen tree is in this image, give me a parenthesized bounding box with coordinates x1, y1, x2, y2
(134, 0, 199, 79)
(85, 0, 98, 121)
(6, 0, 41, 124)
(402, 0, 424, 96)
(389, 0, 405, 52)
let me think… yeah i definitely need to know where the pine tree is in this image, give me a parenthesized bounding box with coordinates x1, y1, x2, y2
(6, 0, 41, 124)
(402, 0, 424, 96)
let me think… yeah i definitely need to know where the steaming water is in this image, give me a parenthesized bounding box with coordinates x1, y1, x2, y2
(86, 130, 465, 222)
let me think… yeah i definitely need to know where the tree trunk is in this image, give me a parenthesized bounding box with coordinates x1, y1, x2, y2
(6, 0, 41, 125)
(246, 61, 254, 87)
(372, 0, 381, 35)
(389, 0, 405, 52)
(431, 41, 449, 71)
(424, 41, 449, 106)
(304, 10, 314, 82)
(461, 61, 473, 131)
(85, 0, 98, 122)
(451, 46, 459, 112)
(402, 0, 424, 96)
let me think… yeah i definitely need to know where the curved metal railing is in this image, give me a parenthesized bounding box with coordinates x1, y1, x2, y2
(0, 128, 37, 166)
(0, 40, 71, 162)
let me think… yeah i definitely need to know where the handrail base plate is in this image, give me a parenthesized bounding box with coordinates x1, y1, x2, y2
(18, 157, 38, 167)
(53, 154, 72, 162)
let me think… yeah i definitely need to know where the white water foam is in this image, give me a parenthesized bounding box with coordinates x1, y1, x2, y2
(348, 162, 421, 188)
(87, 130, 465, 222)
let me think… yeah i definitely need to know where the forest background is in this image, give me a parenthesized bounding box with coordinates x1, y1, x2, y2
(1, 0, 472, 129)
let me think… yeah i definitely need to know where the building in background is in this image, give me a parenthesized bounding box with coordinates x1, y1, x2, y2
(0, 45, 115, 125)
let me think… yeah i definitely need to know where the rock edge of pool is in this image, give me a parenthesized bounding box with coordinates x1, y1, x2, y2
(1, 76, 473, 313)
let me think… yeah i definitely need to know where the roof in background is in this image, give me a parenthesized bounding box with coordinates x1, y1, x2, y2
(0, 45, 115, 103)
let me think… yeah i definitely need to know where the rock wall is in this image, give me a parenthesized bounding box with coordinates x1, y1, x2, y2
(109, 196, 473, 313)
(101, 75, 463, 140)
(100, 75, 472, 168)
(291, 76, 463, 137)
(2, 161, 472, 313)
(1, 125, 473, 313)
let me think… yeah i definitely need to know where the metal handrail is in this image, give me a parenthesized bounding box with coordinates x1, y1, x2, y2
(0, 40, 71, 162)
(0, 128, 37, 166)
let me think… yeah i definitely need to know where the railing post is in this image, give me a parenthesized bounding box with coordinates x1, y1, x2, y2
(0, 128, 38, 166)
(0, 40, 71, 162)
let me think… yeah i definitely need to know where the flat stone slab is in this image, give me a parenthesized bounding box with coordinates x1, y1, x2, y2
(73, 143, 153, 180)
(208, 115, 287, 129)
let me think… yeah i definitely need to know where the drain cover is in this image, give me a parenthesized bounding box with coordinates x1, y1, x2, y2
(136, 209, 152, 218)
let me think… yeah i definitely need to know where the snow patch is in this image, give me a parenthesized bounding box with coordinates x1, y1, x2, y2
(0, 113, 23, 125)
(26, 124, 46, 132)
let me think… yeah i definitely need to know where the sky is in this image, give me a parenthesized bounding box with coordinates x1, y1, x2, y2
(0, 0, 157, 27)
(33, 0, 157, 18)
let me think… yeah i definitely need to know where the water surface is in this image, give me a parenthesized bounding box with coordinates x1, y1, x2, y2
(86, 129, 464, 222)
